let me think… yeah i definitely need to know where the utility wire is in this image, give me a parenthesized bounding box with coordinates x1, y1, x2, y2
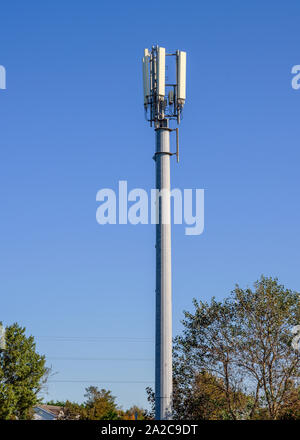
(48, 380, 154, 384)
(37, 336, 153, 342)
(48, 357, 154, 361)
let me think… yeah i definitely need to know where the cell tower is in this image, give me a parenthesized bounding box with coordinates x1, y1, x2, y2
(142, 45, 186, 420)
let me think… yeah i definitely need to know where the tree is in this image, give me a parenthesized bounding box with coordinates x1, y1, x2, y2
(56, 389, 147, 420)
(46, 399, 67, 407)
(175, 371, 252, 420)
(277, 385, 300, 420)
(147, 371, 251, 420)
(233, 276, 300, 418)
(81, 386, 119, 420)
(172, 297, 251, 419)
(119, 405, 148, 420)
(172, 276, 300, 419)
(0, 322, 48, 419)
(57, 400, 83, 420)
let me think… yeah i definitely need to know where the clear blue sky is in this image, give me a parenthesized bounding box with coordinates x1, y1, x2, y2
(0, 0, 299, 410)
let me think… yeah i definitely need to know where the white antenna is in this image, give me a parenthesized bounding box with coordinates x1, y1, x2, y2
(142, 54, 150, 106)
(157, 47, 166, 98)
(177, 50, 186, 102)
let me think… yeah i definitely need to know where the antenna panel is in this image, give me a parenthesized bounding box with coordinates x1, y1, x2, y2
(177, 51, 186, 101)
(157, 47, 166, 98)
(142, 55, 150, 105)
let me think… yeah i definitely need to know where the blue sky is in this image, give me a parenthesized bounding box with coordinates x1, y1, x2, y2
(0, 0, 299, 410)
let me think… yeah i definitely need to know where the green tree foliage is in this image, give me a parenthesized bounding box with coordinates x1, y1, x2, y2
(119, 405, 148, 420)
(146, 371, 250, 420)
(58, 387, 119, 420)
(57, 400, 84, 420)
(174, 371, 250, 420)
(0, 323, 48, 419)
(277, 385, 300, 420)
(169, 276, 300, 419)
(57, 388, 149, 420)
(46, 399, 67, 407)
(82, 386, 119, 420)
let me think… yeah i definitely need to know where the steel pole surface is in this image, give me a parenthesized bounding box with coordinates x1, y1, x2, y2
(154, 119, 172, 420)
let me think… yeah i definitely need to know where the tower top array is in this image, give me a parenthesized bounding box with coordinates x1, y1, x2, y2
(142, 46, 186, 127)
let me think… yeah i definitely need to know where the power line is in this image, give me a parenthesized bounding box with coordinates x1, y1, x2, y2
(37, 336, 153, 342)
(48, 380, 154, 384)
(48, 357, 154, 361)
